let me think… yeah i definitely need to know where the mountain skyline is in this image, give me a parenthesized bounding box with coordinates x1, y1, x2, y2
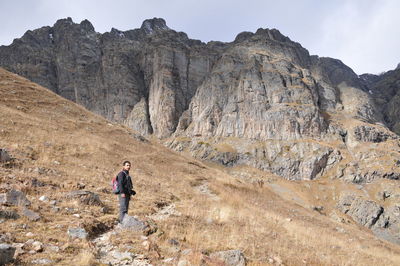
(1, 0, 399, 75)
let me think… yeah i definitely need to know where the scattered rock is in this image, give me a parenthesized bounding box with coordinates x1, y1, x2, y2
(177, 259, 189, 266)
(45, 244, 59, 252)
(31, 258, 53, 264)
(25, 232, 34, 237)
(0, 210, 20, 220)
(67, 228, 88, 239)
(11, 243, 25, 257)
(22, 208, 41, 221)
(120, 215, 149, 232)
(32, 241, 43, 252)
(39, 196, 48, 202)
(0, 149, 11, 163)
(209, 249, 246, 266)
(354, 125, 398, 143)
(0, 233, 14, 243)
(0, 243, 16, 265)
(76, 183, 86, 189)
(65, 190, 103, 206)
(30, 178, 46, 187)
(312, 205, 324, 214)
(0, 190, 31, 206)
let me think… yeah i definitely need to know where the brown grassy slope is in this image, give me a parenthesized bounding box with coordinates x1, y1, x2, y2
(1, 67, 400, 265)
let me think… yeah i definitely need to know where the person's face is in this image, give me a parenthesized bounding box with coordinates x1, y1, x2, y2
(123, 163, 131, 171)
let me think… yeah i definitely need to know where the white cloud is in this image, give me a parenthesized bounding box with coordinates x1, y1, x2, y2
(316, 0, 400, 74)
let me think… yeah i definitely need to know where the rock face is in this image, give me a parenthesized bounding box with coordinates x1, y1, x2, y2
(361, 67, 400, 135)
(0, 17, 399, 181)
(337, 193, 400, 244)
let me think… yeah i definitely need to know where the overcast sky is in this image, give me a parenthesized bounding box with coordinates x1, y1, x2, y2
(1, 0, 399, 74)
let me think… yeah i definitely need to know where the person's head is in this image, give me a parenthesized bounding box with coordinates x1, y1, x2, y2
(122, 161, 131, 171)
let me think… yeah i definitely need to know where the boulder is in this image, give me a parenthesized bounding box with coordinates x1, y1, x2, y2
(0, 149, 11, 163)
(120, 215, 149, 232)
(0, 210, 20, 220)
(67, 227, 88, 239)
(209, 250, 246, 266)
(65, 190, 103, 206)
(22, 208, 41, 221)
(0, 243, 16, 265)
(0, 190, 31, 206)
(337, 194, 383, 227)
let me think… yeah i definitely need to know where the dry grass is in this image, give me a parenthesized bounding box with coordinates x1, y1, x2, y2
(1, 67, 400, 265)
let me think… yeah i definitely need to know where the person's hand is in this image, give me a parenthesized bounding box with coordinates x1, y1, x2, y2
(121, 193, 125, 198)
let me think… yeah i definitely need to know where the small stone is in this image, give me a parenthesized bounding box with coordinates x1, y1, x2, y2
(0, 210, 20, 220)
(49, 200, 57, 205)
(0, 243, 16, 265)
(73, 214, 80, 218)
(22, 208, 41, 221)
(31, 258, 53, 264)
(46, 245, 59, 252)
(12, 243, 25, 257)
(67, 227, 88, 239)
(26, 232, 34, 237)
(76, 183, 86, 189)
(285, 218, 292, 222)
(177, 259, 188, 266)
(142, 241, 150, 248)
(0, 190, 31, 206)
(209, 250, 246, 266)
(53, 161, 60, 165)
(25, 239, 35, 245)
(39, 196, 48, 202)
(32, 241, 43, 252)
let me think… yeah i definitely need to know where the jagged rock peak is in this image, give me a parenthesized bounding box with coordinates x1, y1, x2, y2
(80, 19, 95, 32)
(234, 28, 291, 43)
(255, 28, 291, 42)
(396, 63, 400, 70)
(54, 17, 74, 26)
(141, 18, 170, 34)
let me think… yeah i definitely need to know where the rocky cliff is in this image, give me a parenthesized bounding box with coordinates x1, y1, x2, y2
(1, 17, 400, 244)
(0, 17, 398, 182)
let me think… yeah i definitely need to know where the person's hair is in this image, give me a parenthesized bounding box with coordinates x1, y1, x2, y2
(123, 161, 131, 166)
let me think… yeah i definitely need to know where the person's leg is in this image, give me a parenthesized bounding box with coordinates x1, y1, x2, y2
(126, 195, 130, 215)
(118, 195, 128, 222)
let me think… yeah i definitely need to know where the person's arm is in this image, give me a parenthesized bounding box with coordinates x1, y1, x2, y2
(117, 172, 125, 197)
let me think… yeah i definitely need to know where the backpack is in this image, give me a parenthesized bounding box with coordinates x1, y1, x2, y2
(111, 175, 120, 194)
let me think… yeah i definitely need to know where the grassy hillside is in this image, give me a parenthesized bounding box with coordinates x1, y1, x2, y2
(1, 68, 400, 265)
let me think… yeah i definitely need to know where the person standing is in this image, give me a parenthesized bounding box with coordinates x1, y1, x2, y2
(117, 161, 134, 223)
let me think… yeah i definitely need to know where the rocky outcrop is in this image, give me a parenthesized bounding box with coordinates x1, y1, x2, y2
(361, 66, 400, 135)
(337, 193, 400, 244)
(1, 17, 399, 181)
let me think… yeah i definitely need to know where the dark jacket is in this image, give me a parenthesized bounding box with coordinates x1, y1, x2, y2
(117, 170, 133, 195)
